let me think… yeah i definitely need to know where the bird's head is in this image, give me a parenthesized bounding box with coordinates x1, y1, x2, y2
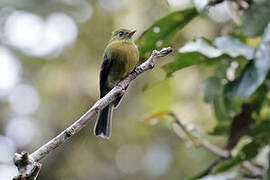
(110, 29, 136, 41)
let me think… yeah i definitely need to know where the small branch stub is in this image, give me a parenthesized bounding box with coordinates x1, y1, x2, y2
(13, 152, 41, 180)
(12, 47, 173, 179)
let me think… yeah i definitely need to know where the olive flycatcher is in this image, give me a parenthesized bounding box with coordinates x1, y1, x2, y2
(94, 29, 139, 139)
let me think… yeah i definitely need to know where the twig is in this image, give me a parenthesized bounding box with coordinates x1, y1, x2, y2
(242, 161, 265, 178)
(13, 47, 173, 180)
(195, 136, 264, 178)
(169, 112, 197, 144)
(169, 112, 265, 179)
(170, 112, 231, 158)
(200, 139, 230, 158)
(191, 131, 264, 178)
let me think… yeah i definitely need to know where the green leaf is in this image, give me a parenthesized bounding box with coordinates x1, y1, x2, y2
(137, 8, 198, 59)
(209, 121, 230, 135)
(163, 37, 253, 77)
(202, 77, 221, 103)
(226, 62, 268, 100)
(249, 120, 270, 142)
(223, 23, 270, 116)
(213, 36, 254, 60)
(223, 90, 243, 117)
(241, 1, 270, 37)
(163, 52, 219, 77)
(213, 95, 232, 121)
(241, 141, 261, 159)
(248, 84, 268, 114)
(214, 156, 242, 174)
(179, 37, 254, 59)
(231, 26, 248, 43)
(202, 77, 230, 121)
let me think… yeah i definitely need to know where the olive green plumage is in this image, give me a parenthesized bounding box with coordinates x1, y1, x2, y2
(94, 29, 139, 139)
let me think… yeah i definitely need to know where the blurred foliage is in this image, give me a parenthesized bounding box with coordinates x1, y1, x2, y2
(136, 8, 198, 60)
(138, 0, 270, 179)
(1, 0, 270, 179)
(241, 0, 270, 36)
(214, 141, 262, 173)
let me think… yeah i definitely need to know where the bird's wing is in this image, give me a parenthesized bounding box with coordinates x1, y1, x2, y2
(100, 52, 112, 98)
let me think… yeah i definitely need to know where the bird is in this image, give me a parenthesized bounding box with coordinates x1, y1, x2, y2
(94, 28, 139, 139)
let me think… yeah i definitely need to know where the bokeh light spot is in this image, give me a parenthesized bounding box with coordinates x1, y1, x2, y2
(62, 0, 93, 23)
(143, 144, 172, 177)
(98, 0, 127, 11)
(168, 0, 192, 8)
(5, 117, 37, 147)
(115, 145, 143, 174)
(4, 11, 78, 57)
(0, 135, 16, 163)
(155, 40, 163, 47)
(4, 11, 44, 50)
(46, 12, 78, 46)
(9, 84, 39, 115)
(0, 46, 21, 97)
(153, 27, 160, 33)
(0, 165, 17, 180)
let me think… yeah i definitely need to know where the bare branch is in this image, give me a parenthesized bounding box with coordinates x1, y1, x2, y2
(170, 112, 231, 158)
(242, 161, 265, 178)
(13, 47, 173, 179)
(200, 139, 230, 158)
(169, 112, 265, 179)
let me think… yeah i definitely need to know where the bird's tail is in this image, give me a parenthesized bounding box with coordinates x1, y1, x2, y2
(94, 104, 113, 139)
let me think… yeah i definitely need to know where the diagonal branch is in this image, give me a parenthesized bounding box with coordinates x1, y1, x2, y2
(13, 47, 173, 180)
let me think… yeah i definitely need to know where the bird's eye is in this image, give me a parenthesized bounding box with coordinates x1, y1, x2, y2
(119, 31, 124, 36)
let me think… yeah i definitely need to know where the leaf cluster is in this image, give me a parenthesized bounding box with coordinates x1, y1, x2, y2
(138, 1, 270, 178)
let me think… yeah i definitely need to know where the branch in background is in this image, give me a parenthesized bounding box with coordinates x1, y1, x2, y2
(200, 139, 230, 158)
(169, 112, 265, 179)
(13, 47, 173, 180)
(242, 161, 265, 178)
(193, 140, 264, 179)
(227, 103, 254, 150)
(170, 112, 230, 158)
(169, 113, 198, 144)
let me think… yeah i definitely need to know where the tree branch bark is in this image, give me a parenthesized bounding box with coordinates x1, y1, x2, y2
(13, 47, 173, 180)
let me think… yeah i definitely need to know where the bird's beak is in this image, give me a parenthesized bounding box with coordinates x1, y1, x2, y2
(128, 30, 136, 37)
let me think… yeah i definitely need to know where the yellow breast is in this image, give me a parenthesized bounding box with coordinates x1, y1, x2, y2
(106, 40, 139, 78)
